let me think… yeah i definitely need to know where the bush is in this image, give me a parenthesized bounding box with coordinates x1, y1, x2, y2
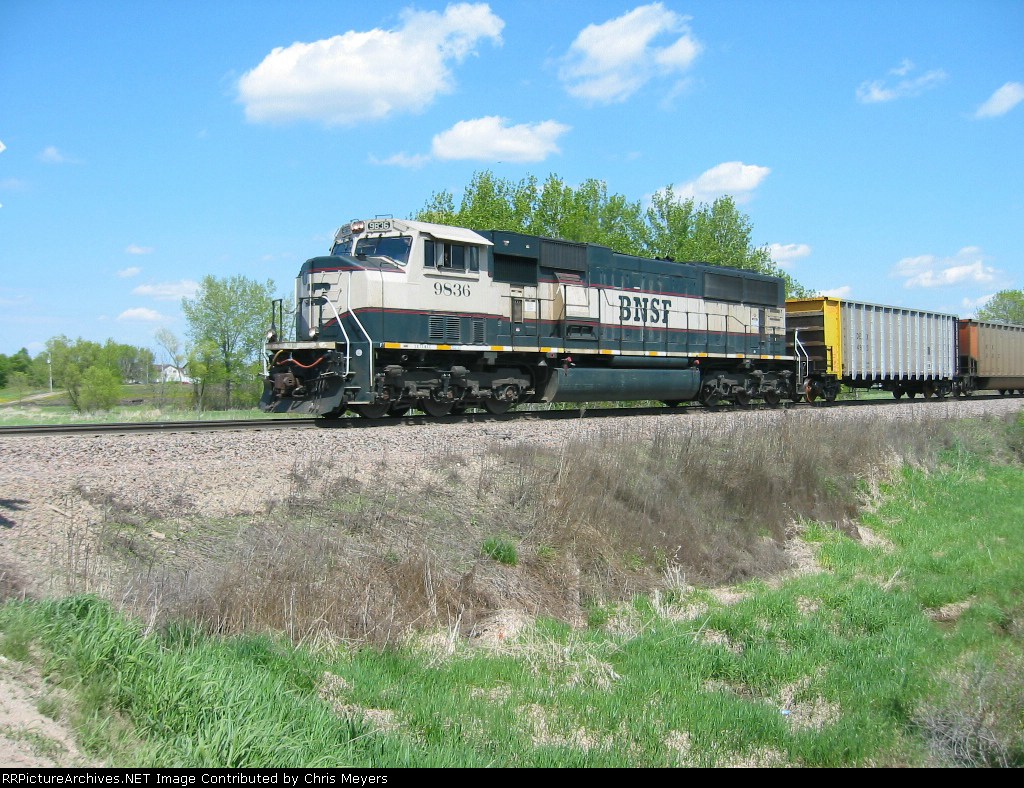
(78, 366, 122, 412)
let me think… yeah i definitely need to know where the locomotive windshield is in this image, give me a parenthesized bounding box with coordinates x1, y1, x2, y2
(333, 235, 413, 266)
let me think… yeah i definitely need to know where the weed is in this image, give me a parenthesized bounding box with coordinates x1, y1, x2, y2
(482, 537, 518, 566)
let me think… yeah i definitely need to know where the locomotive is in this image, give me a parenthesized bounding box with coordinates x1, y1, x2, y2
(259, 217, 1024, 418)
(260, 217, 794, 417)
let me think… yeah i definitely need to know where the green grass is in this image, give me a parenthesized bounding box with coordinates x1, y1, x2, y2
(481, 536, 519, 566)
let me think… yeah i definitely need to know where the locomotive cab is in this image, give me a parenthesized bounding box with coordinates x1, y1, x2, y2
(261, 218, 498, 417)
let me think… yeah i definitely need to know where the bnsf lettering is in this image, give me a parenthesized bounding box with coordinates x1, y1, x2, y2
(434, 282, 471, 297)
(618, 295, 671, 325)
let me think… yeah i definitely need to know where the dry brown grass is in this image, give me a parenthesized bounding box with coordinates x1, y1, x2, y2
(42, 412, 995, 646)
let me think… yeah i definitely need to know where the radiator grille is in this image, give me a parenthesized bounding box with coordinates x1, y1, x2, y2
(429, 315, 462, 342)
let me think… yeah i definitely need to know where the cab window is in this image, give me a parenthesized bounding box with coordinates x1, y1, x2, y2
(424, 240, 479, 273)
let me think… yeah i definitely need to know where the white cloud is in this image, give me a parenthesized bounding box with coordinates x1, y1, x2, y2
(431, 116, 570, 162)
(769, 243, 812, 268)
(125, 244, 153, 255)
(132, 280, 200, 301)
(117, 267, 142, 278)
(856, 60, 947, 103)
(961, 294, 995, 317)
(369, 152, 432, 169)
(117, 307, 164, 322)
(559, 3, 701, 104)
(38, 146, 81, 164)
(893, 246, 999, 288)
(975, 82, 1024, 118)
(817, 286, 851, 298)
(237, 3, 504, 126)
(0, 140, 6, 154)
(672, 161, 771, 204)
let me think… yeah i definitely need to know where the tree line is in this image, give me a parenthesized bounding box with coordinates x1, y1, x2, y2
(1, 274, 275, 413)
(4, 171, 1022, 411)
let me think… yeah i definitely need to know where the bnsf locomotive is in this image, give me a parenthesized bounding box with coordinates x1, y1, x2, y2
(260, 217, 1024, 418)
(261, 217, 794, 418)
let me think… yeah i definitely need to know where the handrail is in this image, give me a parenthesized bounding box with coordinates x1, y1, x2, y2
(316, 296, 352, 378)
(345, 274, 374, 384)
(793, 328, 810, 382)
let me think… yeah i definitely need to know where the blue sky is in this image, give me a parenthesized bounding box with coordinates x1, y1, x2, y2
(1, 0, 1022, 358)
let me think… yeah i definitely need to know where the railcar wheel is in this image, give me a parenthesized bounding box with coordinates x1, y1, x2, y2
(483, 399, 514, 415)
(762, 390, 782, 407)
(734, 389, 751, 407)
(923, 382, 936, 399)
(893, 387, 904, 400)
(419, 398, 454, 417)
(353, 402, 391, 419)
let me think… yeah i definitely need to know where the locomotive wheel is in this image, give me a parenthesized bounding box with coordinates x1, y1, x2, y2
(483, 399, 514, 415)
(698, 387, 718, 408)
(418, 398, 454, 417)
(762, 390, 782, 407)
(353, 402, 391, 419)
(450, 403, 467, 415)
(388, 405, 411, 417)
(803, 381, 817, 403)
(824, 389, 838, 403)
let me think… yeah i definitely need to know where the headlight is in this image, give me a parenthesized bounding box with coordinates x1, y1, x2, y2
(309, 327, 320, 339)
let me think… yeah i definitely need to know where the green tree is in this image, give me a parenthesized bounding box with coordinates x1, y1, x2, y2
(46, 336, 109, 411)
(415, 170, 809, 296)
(977, 289, 1024, 325)
(0, 348, 34, 389)
(102, 340, 154, 384)
(181, 275, 275, 409)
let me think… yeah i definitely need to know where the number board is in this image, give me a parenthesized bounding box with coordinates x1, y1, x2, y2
(367, 220, 392, 232)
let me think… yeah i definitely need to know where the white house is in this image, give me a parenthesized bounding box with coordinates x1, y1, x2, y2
(156, 364, 192, 384)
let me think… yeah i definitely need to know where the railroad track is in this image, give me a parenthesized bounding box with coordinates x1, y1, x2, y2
(0, 393, 1015, 437)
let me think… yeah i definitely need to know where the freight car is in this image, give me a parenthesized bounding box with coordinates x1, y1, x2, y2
(958, 320, 1024, 396)
(260, 217, 796, 417)
(786, 297, 959, 401)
